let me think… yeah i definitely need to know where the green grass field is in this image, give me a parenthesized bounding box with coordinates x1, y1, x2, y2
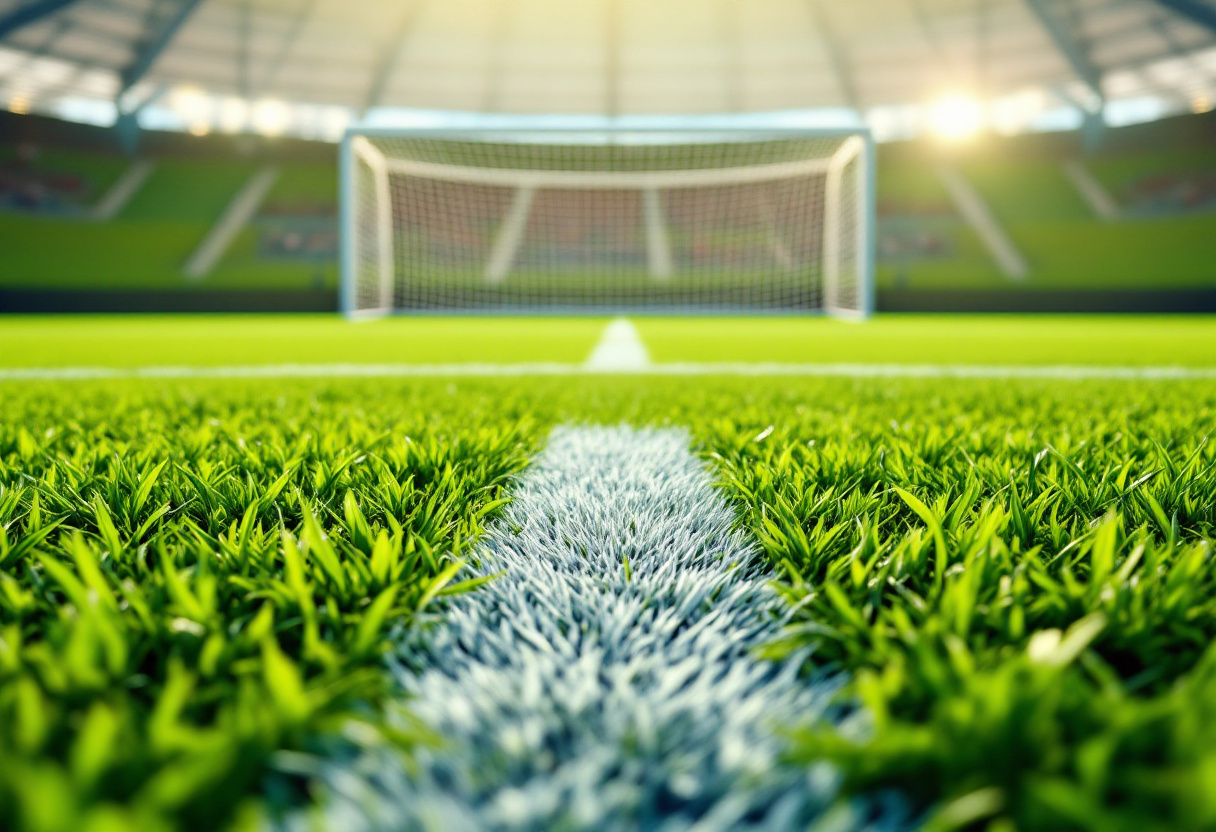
(1, 314, 1215, 831)
(1, 314, 1215, 369)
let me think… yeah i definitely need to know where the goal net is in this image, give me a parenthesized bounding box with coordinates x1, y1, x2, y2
(341, 126, 872, 317)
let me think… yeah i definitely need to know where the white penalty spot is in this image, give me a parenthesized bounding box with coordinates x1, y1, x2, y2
(584, 318, 651, 372)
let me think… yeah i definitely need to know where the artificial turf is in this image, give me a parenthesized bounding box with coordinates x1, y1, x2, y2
(0, 380, 542, 832)
(1, 369, 1214, 831)
(705, 377, 1216, 831)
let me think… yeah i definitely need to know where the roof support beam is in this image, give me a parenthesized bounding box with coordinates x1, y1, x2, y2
(118, 0, 207, 98)
(361, 0, 425, 113)
(605, 0, 621, 116)
(113, 85, 165, 156)
(0, 0, 86, 40)
(237, 0, 251, 98)
(1022, 0, 1104, 104)
(906, 0, 955, 73)
(806, 0, 861, 113)
(256, 0, 318, 97)
(722, 0, 743, 112)
(1145, 0, 1216, 36)
(480, 0, 515, 112)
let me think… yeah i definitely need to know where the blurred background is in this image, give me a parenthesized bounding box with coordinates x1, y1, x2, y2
(1, 0, 1214, 314)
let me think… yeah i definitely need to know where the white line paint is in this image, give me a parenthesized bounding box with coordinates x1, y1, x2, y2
(754, 191, 795, 270)
(288, 426, 898, 832)
(938, 164, 1029, 280)
(91, 160, 154, 221)
(485, 186, 536, 285)
(584, 318, 651, 371)
(183, 167, 280, 280)
(642, 187, 673, 280)
(1062, 160, 1120, 221)
(3, 362, 1215, 382)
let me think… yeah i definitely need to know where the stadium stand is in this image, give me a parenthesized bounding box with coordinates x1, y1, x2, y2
(954, 128, 1216, 293)
(208, 164, 339, 290)
(0, 111, 336, 310)
(875, 149, 1009, 291)
(0, 143, 127, 215)
(1, 108, 1213, 312)
(879, 111, 1216, 309)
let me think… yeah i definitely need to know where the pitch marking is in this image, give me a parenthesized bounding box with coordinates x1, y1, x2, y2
(584, 318, 651, 371)
(2, 363, 1214, 381)
(291, 426, 899, 831)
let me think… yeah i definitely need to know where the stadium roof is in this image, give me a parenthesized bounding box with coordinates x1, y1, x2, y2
(1, 0, 1215, 141)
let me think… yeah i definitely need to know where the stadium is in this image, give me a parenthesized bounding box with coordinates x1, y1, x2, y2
(0, 0, 1215, 830)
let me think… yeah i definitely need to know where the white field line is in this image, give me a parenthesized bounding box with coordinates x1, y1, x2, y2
(183, 167, 279, 280)
(484, 185, 535, 284)
(1062, 160, 1120, 221)
(938, 164, 1030, 280)
(285, 426, 898, 832)
(3, 362, 1216, 382)
(91, 160, 154, 221)
(642, 187, 674, 280)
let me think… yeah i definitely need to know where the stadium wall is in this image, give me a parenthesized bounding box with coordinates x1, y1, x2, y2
(5, 289, 1212, 314)
(879, 288, 1216, 313)
(0, 288, 337, 313)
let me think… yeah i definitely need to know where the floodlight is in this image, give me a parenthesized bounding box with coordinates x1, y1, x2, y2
(218, 98, 249, 133)
(929, 95, 985, 142)
(252, 99, 291, 136)
(170, 86, 210, 124)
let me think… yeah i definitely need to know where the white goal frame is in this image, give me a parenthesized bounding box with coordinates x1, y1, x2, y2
(340, 118, 875, 319)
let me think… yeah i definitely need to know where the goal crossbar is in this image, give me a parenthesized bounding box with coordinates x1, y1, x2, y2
(352, 134, 862, 191)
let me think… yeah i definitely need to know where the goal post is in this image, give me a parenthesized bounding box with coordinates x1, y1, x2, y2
(340, 121, 874, 318)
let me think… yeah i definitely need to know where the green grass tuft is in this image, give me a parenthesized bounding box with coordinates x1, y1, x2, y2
(1, 373, 1215, 830)
(0, 383, 539, 831)
(701, 379, 1216, 831)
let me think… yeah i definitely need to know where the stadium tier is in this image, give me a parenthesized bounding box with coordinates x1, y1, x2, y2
(0, 114, 338, 307)
(874, 113, 1216, 301)
(957, 150, 1216, 291)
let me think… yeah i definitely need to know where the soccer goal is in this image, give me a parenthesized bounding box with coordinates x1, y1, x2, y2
(340, 122, 873, 318)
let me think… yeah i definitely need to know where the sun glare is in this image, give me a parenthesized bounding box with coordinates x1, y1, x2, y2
(252, 99, 291, 136)
(170, 86, 210, 123)
(928, 94, 985, 142)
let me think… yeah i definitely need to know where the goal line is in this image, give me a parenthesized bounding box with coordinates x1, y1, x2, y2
(3, 364, 1212, 382)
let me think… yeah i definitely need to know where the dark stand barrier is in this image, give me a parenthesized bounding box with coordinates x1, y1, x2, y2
(877, 289, 1216, 314)
(0, 289, 339, 313)
(2, 288, 1215, 314)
